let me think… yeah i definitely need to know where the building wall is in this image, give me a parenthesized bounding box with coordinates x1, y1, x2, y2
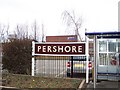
(46, 35, 78, 42)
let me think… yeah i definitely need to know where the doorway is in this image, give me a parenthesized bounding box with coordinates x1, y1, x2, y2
(97, 39, 120, 81)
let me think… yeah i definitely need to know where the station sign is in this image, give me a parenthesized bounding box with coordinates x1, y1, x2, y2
(34, 43, 86, 56)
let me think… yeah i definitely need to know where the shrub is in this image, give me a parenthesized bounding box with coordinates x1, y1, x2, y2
(2, 39, 32, 75)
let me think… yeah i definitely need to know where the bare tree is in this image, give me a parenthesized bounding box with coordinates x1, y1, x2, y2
(31, 20, 40, 41)
(3, 24, 32, 75)
(13, 24, 29, 40)
(31, 21, 46, 42)
(41, 23, 45, 42)
(62, 10, 82, 41)
(33, 21, 37, 41)
(0, 24, 9, 42)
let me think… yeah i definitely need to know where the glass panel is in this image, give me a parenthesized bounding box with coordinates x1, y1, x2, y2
(99, 41, 107, 52)
(118, 42, 120, 53)
(108, 53, 116, 65)
(108, 41, 116, 52)
(99, 53, 107, 65)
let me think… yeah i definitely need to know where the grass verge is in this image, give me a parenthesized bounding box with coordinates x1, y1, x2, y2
(2, 74, 82, 89)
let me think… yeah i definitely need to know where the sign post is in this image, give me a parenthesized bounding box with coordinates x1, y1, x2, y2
(86, 36, 89, 83)
(94, 35, 97, 88)
(32, 42, 87, 78)
(71, 56, 73, 78)
(32, 41, 35, 76)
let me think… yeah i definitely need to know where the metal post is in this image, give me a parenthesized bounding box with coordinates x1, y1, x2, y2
(32, 57, 35, 76)
(71, 56, 73, 78)
(32, 41, 35, 76)
(86, 36, 89, 83)
(94, 35, 97, 88)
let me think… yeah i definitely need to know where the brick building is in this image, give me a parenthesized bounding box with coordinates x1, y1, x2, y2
(46, 35, 78, 42)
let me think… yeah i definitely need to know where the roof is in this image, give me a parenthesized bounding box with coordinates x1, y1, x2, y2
(85, 31, 120, 39)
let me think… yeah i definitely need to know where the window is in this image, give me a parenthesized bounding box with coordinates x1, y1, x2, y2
(118, 42, 120, 53)
(108, 41, 116, 52)
(99, 53, 107, 65)
(99, 41, 107, 52)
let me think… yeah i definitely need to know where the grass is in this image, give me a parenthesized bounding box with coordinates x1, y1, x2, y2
(2, 74, 82, 89)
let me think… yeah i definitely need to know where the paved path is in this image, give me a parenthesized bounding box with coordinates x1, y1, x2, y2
(86, 81, 120, 89)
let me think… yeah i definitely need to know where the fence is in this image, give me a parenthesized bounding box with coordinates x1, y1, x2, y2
(34, 56, 92, 78)
(35, 56, 70, 78)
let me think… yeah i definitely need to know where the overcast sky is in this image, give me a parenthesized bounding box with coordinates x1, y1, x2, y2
(0, 0, 119, 38)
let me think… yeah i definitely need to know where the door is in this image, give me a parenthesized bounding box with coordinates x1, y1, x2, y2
(97, 39, 120, 81)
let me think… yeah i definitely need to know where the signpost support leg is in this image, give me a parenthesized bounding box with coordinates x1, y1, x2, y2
(94, 35, 97, 88)
(32, 41, 35, 76)
(71, 56, 73, 78)
(86, 36, 89, 83)
(32, 57, 35, 76)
